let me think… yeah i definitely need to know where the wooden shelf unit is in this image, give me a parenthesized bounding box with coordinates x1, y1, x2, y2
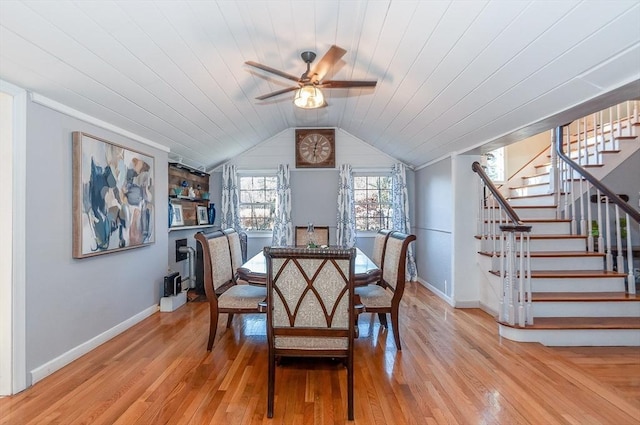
(169, 163, 211, 227)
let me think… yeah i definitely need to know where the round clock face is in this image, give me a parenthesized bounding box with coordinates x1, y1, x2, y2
(299, 134, 332, 164)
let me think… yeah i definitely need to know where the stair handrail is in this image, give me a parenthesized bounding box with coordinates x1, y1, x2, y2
(554, 126, 640, 223)
(472, 161, 524, 225)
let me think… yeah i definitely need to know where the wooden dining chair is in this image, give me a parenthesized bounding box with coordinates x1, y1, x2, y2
(263, 247, 361, 420)
(355, 231, 416, 350)
(195, 230, 266, 350)
(294, 225, 330, 246)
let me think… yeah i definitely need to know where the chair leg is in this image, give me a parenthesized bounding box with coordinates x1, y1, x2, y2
(226, 313, 234, 328)
(378, 312, 388, 328)
(390, 307, 401, 350)
(347, 353, 354, 420)
(267, 349, 275, 418)
(207, 310, 219, 351)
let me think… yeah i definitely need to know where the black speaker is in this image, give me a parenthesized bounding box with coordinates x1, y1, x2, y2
(163, 272, 182, 297)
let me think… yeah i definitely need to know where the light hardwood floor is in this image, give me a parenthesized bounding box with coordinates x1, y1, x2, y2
(1, 283, 639, 424)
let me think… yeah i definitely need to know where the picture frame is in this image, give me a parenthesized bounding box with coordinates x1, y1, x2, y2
(72, 132, 155, 259)
(197, 205, 209, 225)
(171, 204, 185, 227)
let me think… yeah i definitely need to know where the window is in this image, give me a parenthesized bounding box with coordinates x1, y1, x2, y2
(484, 147, 505, 182)
(353, 175, 392, 231)
(238, 175, 277, 230)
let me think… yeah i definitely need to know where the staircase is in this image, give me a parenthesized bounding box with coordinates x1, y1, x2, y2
(475, 101, 640, 346)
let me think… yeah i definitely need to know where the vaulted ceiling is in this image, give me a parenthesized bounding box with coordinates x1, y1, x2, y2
(1, 1, 639, 171)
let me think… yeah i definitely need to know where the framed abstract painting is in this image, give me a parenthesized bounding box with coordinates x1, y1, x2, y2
(72, 132, 155, 258)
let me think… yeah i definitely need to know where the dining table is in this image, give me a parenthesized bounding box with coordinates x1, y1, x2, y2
(237, 247, 381, 287)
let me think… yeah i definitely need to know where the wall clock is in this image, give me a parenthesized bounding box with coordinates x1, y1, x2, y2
(295, 129, 335, 168)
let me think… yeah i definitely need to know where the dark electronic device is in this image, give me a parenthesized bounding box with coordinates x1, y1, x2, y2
(163, 272, 182, 297)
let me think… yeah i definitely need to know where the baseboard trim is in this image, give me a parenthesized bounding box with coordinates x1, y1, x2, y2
(30, 305, 158, 385)
(417, 278, 454, 306)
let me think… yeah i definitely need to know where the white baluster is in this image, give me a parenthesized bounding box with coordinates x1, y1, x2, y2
(567, 126, 576, 234)
(518, 230, 525, 327)
(605, 197, 613, 271)
(615, 206, 625, 274)
(525, 231, 533, 325)
(626, 100, 633, 136)
(507, 231, 515, 325)
(608, 106, 614, 150)
(616, 103, 622, 146)
(587, 183, 594, 252)
(597, 189, 604, 254)
(499, 230, 506, 322)
(592, 113, 600, 164)
(626, 215, 636, 294)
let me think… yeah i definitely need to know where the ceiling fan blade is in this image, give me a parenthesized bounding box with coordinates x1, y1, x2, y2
(311, 45, 347, 82)
(245, 61, 301, 83)
(255, 86, 299, 100)
(320, 80, 377, 88)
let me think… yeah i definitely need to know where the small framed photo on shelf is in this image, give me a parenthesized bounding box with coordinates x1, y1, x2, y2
(197, 205, 209, 225)
(171, 204, 184, 227)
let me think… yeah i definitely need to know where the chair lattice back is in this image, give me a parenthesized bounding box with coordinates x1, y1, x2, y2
(266, 248, 355, 347)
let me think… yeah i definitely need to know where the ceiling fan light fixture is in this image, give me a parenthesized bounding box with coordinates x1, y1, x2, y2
(293, 85, 325, 109)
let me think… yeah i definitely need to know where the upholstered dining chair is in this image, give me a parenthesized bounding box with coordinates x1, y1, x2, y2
(195, 230, 266, 350)
(371, 229, 394, 268)
(222, 228, 247, 283)
(355, 231, 416, 350)
(294, 226, 330, 247)
(262, 247, 361, 420)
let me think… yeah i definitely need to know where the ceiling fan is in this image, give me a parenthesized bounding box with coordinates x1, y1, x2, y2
(245, 45, 377, 109)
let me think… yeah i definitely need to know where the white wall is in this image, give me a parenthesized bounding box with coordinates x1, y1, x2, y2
(24, 100, 169, 385)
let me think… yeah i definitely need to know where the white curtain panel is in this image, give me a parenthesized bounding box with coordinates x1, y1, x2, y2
(392, 163, 418, 281)
(272, 164, 293, 246)
(336, 164, 356, 247)
(221, 164, 242, 231)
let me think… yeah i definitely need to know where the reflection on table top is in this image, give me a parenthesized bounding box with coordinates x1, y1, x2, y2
(238, 247, 380, 286)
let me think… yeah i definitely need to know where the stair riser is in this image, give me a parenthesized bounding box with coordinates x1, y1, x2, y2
(512, 208, 557, 220)
(527, 256, 604, 271)
(532, 277, 626, 293)
(481, 238, 585, 252)
(508, 195, 556, 207)
(534, 301, 640, 317)
(510, 185, 551, 197)
(522, 174, 549, 186)
(499, 326, 640, 346)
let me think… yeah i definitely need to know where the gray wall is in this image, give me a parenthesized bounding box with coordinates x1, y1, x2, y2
(25, 101, 168, 383)
(209, 168, 415, 262)
(414, 157, 453, 297)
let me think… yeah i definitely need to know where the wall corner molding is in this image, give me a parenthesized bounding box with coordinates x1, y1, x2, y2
(29, 93, 170, 153)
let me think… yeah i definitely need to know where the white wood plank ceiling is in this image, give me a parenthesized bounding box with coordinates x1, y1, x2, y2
(1, 0, 639, 170)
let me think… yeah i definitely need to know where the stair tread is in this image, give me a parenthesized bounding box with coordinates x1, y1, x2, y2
(475, 234, 586, 240)
(500, 316, 640, 330)
(483, 218, 570, 223)
(533, 292, 640, 302)
(489, 269, 627, 278)
(508, 193, 567, 200)
(479, 250, 604, 258)
(530, 270, 627, 278)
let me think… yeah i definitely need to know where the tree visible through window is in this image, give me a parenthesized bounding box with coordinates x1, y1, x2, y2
(353, 175, 392, 231)
(238, 175, 277, 230)
(484, 147, 505, 182)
